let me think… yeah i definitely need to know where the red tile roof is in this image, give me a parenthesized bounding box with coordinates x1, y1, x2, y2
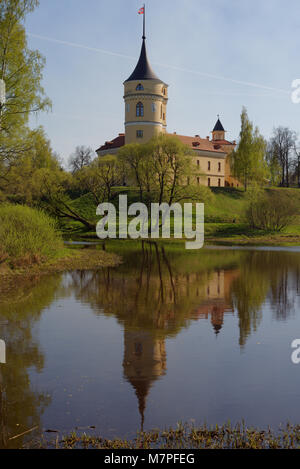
(169, 134, 226, 154)
(213, 139, 236, 146)
(96, 133, 233, 154)
(96, 133, 125, 152)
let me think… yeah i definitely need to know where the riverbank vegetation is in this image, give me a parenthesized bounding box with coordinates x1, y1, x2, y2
(25, 422, 300, 449)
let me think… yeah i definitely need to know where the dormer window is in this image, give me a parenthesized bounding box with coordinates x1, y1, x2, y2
(136, 84, 144, 91)
(136, 102, 144, 117)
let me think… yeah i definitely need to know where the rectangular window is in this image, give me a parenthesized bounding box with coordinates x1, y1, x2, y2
(136, 130, 143, 138)
(218, 178, 221, 187)
(197, 160, 200, 168)
(126, 103, 130, 113)
(208, 161, 211, 171)
(218, 162, 221, 172)
(152, 102, 156, 112)
(208, 178, 211, 187)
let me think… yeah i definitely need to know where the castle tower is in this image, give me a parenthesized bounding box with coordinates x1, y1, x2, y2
(123, 9, 168, 145)
(212, 116, 226, 141)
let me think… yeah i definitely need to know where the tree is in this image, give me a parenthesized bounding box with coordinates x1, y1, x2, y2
(78, 155, 123, 205)
(119, 143, 151, 201)
(68, 145, 95, 174)
(0, 127, 61, 203)
(268, 127, 297, 187)
(230, 107, 268, 191)
(120, 134, 209, 206)
(292, 143, 300, 188)
(0, 0, 51, 197)
(246, 190, 299, 231)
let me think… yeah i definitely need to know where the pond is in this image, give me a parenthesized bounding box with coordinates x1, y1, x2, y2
(0, 243, 300, 448)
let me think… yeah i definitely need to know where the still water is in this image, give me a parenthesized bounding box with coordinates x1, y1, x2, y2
(1, 243, 300, 447)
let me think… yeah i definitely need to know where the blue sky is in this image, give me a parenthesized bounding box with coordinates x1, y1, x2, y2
(26, 0, 300, 163)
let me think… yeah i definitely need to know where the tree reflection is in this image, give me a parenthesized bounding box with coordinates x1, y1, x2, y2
(0, 274, 61, 448)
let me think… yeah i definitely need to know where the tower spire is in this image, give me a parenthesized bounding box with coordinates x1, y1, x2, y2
(143, 4, 146, 39)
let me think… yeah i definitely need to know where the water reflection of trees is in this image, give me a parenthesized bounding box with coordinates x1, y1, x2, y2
(66, 243, 242, 339)
(67, 246, 300, 350)
(230, 251, 300, 347)
(0, 274, 61, 448)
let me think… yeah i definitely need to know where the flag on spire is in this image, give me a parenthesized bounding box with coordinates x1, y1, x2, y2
(138, 6, 144, 15)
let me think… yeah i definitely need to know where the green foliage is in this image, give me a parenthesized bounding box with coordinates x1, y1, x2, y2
(0, 127, 61, 202)
(246, 189, 299, 231)
(230, 107, 269, 190)
(0, 204, 63, 265)
(0, 0, 51, 175)
(119, 134, 206, 205)
(76, 154, 123, 204)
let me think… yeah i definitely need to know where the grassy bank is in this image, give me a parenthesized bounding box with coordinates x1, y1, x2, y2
(26, 422, 300, 449)
(0, 248, 121, 296)
(60, 187, 300, 246)
(0, 204, 121, 294)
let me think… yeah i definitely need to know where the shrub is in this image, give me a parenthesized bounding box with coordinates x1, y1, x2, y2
(246, 191, 299, 231)
(0, 204, 63, 266)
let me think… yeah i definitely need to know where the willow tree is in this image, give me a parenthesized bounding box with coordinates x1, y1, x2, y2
(0, 0, 51, 175)
(230, 107, 268, 191)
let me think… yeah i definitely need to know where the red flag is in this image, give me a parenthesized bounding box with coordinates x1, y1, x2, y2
(138, 6, 144, 15)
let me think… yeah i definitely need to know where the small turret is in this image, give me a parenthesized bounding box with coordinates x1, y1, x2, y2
(212, 116, 225, 141)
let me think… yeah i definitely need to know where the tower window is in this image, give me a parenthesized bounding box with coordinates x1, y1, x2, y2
(136, 130, 143, 138)
(136, 102, 144, 117)
(218, 162, 221, 172)
(218, 178, 221, 187)
(136, 84, 144, 91)
(208, 161, 211, 171)
(125, 103, 130, 113)
(208, 178, 211, 187)
(152, 102, 156, 112)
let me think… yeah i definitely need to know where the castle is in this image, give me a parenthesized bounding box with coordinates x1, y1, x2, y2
(96, 19, 239, 188)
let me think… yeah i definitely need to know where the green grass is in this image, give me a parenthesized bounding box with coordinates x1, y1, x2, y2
(60, 187, 300, 241)
(0, 204, 63, 266)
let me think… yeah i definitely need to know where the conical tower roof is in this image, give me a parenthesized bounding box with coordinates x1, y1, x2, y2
(213, 118, 225, 132)
(125, 38, 160, 82)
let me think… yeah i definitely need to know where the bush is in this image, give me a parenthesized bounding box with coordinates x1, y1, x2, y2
(246, 191, 299, 231)
(0, 204, 63, 266)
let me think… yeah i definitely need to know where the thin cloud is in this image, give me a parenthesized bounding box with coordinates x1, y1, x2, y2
(28, 32, 290, 96)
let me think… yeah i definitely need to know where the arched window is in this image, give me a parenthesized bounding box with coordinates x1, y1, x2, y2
(136, 102, 144, 117)
(136, 83, 144, 91)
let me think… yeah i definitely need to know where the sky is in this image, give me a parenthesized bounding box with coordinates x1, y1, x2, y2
(25, 0, 300, 164)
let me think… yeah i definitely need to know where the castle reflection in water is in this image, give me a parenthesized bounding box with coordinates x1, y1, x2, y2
(119, 264, 239, 428)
